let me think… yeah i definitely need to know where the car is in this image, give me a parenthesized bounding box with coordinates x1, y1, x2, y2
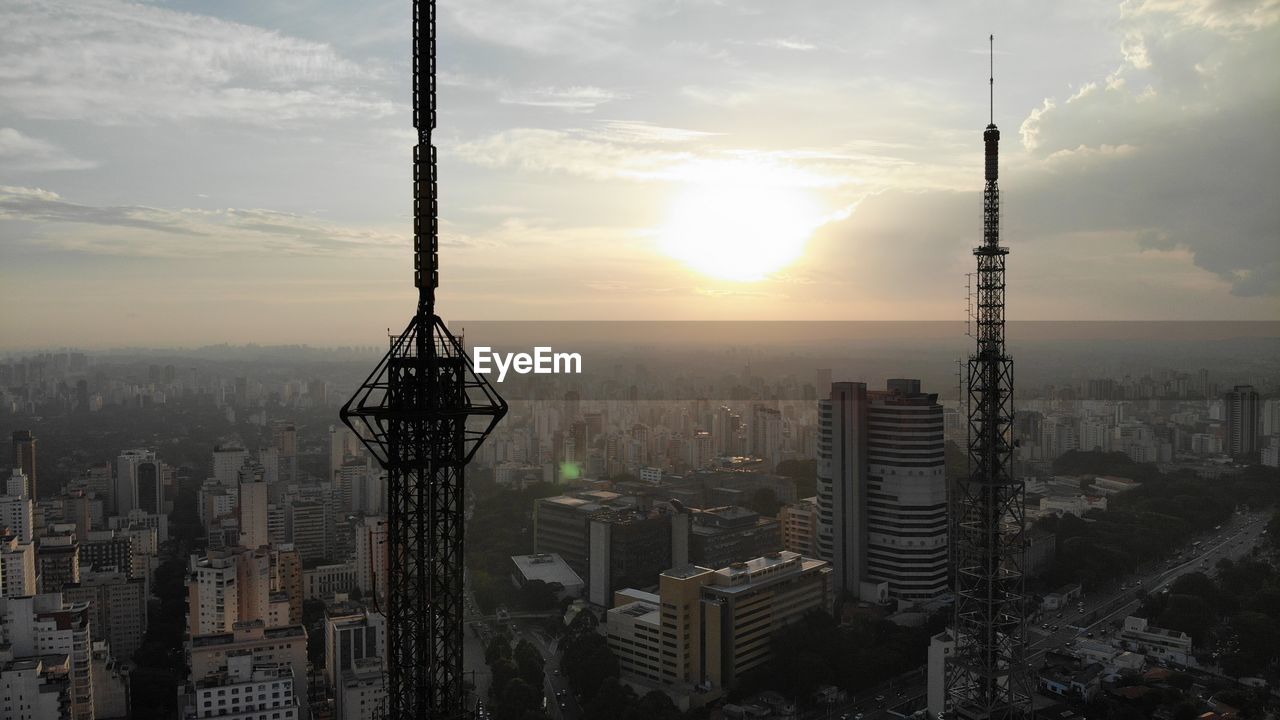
(1042, 623, 1050, 629)
(875, 695, 885, 702)
(1051, 625, 1059, 631)
(1086, 632, 1094, 638)
(1056, 612, 1063, 618)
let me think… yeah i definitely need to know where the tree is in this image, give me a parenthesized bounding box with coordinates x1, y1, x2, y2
(582, 676, 636, 720)
(514, 639, 545, 687)
(495, 678, 543, 720)
(747, 487, 780, 517)
(561, 630, 619, 700)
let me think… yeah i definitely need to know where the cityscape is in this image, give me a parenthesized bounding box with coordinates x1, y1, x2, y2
(2, 2, 1279, 720)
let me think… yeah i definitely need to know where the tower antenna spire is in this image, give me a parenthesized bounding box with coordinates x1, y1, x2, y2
(989, 34, 994, 125)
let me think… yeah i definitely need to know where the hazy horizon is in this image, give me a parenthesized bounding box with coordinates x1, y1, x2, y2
(2, 0, 1278, 350)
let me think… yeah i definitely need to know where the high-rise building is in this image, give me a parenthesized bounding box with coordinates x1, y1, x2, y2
(779, 497, 819, 557)
(587, 508, 689, 607)
(1224, 385, 1261, 458)
(189, 652, 301, 720)
(188, 620, 308, 707)
(212, 444, 250, 487)
(37, 530, 80, 594)
(817, 380, 947, 604)
(115, 449, 156, 516)
(0, 536, 37, 598)
(0, 470, 35, 542)
(61, 569, 147, 663)
(750, 405, 783, 467)
(353, 517, 388, 607)
(271, 422, 298, 484)
(79, 530, 133, 577)
(238, 461, 269, 549)
(337, 658, 387, 720)
(10, 431, 36, 500)
(688, 506, 781, 570)
(324, 607, 387, 691)
(188, 548, 271, 635)
(271, 545, 304, 626)
(1, 594, 95, 720)
(0, 653, 72, 719)
(286, 501, 328, 563)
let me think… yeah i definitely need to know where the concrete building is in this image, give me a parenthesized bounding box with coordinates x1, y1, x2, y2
(533, 490, 633, 576)
(287, 501, 328, 564)
(817, 379, 948, 603)
(1, 536, 37, 597)
(1224, 385, 1261, 457)
(303, 562, 355, 601)
(37, 530, 80, 594)
(238, 461, 269, 550)
(337, 658, 386, 720)
(188, 548, 271, 635)
(749, 404, 783, 468)
(114, 449, 156, 516)
(10, 430, 37, 501)
(606, 551, 832, 704)
(353, 517, 388, 606)
(587, 507, 689, 607)
(212, 444, 250, 487)
(688, 506, 781, 569)
(0, 653, 72, 720)
(779, 497, 818, 557)
(271, 546, 304, 626)
(190, 652, 300, 720)
(0, 469, 34, 542)
(1, 594, 94, 720)
(188, 621, 308, 705)
(323, 607, 386, 691)
(79, 530, 133, 576)
(510, 553, 584, 599)
(1118, 615, 1193, 665)
(61, 570, 147, 663)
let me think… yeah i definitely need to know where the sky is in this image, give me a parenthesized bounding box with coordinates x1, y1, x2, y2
(1, 0, 1277, 350)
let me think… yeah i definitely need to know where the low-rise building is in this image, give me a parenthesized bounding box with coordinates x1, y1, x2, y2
(510, 553, 584, 599)
(1118, 616, 1192, 665)
(190, 652, 300, 720)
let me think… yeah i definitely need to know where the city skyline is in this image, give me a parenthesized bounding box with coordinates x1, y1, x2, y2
(2, 0, 1278, 351)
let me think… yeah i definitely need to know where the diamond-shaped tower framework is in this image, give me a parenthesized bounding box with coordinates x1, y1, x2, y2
(340, 0, 506, 717)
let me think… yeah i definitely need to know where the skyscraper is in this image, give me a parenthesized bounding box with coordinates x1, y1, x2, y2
(238, 460, 269, 550)
(1224, 385, 1261, 458)
(817, 379, 947, 604)
(11, 430, 36, 500)
(116, 448, 157, 516)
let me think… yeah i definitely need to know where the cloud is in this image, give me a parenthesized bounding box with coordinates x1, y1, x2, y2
(498, 86, 627, 112)
(0, 0, 396, 126)
(1013, 0, 1280, 296)
(759, 38, 817, 51)
(0, 128, 96, 171)
(0, 185, 406, 257)
(442, 0, 648, 58)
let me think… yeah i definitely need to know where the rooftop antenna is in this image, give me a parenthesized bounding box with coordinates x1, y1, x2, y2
(989, 34, 994, 125)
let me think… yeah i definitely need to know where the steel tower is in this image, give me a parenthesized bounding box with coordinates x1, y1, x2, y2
(341, 0, 507, 717)
(945, 36, 1033, 720)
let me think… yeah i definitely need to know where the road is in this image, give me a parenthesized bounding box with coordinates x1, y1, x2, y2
(804, 508, 1270, 720)
(1026, 508, 1270, 665)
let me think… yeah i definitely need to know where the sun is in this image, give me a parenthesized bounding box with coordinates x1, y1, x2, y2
(658, 168, 824, 282)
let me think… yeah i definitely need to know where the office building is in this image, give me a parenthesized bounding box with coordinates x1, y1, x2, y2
(212, 444, 250, 487)
(115, 449, 156, 516)
(79, 530, 133, 576)
(287, 501, 328, 563)
(324, 607, 386, 690)
(605, 551, 831, 705)
(749, 405, 782, 467)
(1224, 385, 1261, 457)
(688, 506, 781, 569)
(817, 380, 947, 603)
(533, 490, 634, 576)
(587, 507, 689, 607)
